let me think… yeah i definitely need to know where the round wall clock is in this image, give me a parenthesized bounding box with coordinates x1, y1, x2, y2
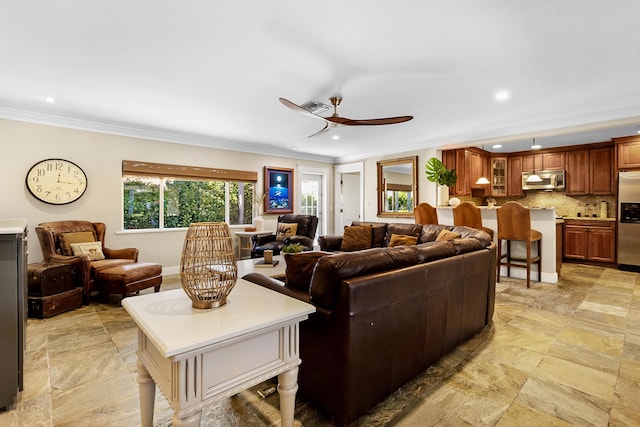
(25, 158, 88, 205)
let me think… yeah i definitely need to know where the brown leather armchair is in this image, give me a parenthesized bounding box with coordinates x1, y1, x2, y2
(250, 214, 318, 258)
(36, 221, 139, 303)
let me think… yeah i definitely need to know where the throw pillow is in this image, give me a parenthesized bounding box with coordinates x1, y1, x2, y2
(70, 241, 105, 261)
(435, 229, 461, 242)
(388, 234, 418, 247)
(285, 251, 332, 292)
(58, 231, 97, 256)
(276, 223, 298, 241)
(340, 225, 372, 251)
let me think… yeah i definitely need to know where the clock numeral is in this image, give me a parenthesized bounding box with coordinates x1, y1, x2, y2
(37, 168, 46, 176)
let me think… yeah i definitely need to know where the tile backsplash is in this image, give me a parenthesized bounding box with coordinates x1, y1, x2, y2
(464, 192, 617, 218)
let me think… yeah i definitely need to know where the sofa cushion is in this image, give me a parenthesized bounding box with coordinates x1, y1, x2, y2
(340, 225, 372, 251)
(388, 234, 418, 247)
(419, 224, 452, 243)
(59, 230, 97, 255)
(285, 251, 332, 291)
(450, 237, 484, 254)
(384, 223, 422, 247)
(352, 221, 388, 248)
(276, 222, 298, 241)
(436, 229, 461, 242)
(451, 226, 493, 247)
(70, 241, 105, 260)
(309, 246, 418, 310)
(414, 241, 457, 263)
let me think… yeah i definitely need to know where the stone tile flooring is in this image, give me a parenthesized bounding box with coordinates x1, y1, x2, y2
(1, 263, 639, 426)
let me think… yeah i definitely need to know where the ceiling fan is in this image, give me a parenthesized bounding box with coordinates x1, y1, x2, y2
(279, 96, 413, 138)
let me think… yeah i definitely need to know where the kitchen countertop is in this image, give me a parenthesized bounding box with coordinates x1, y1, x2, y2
(558, 216, 616, 221)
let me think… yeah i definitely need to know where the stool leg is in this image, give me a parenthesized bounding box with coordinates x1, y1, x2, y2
(497, 239, 502, 283)
(526, 241, 531, 288)
(506, 240, 511, 277)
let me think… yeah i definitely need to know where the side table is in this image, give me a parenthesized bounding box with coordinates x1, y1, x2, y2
(235, 230, 272, 259)
(122, 279, 315, 427)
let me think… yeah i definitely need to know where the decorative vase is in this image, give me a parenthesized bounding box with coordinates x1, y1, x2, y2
(437, 185, 450, 207)
(180, 222, 238, 309)
(448, 197, 461, 207)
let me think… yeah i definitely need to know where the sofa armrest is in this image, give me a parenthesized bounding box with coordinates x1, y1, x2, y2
(103, 247, 139, 261)
(243, 273, 331, 323)
(318, 235, 343, 251)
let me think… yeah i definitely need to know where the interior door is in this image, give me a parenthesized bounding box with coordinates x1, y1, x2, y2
(340, 172, 361, 229)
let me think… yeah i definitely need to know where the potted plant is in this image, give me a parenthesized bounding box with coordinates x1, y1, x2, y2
(282, 242, 305, 253)
(425, 157, 457, 206)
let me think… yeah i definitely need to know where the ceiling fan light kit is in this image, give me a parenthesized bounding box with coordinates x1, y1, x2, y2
(279, 96, 413, 138)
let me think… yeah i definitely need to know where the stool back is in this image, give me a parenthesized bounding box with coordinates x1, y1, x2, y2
(497, 201, 532, 241)
(414, 203, 438, 224)
(453, 202, 483, 230)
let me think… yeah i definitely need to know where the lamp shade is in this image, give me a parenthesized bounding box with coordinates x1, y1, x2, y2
(475, 176, 490, 185)
(180, 222, 237, 309)
(525, 174, 543, 183)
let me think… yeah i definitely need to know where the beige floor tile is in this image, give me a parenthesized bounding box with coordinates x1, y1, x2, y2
(496, 400, 573, 427)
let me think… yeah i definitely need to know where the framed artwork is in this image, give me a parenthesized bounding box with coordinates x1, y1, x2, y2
(264, 167, 294, 214)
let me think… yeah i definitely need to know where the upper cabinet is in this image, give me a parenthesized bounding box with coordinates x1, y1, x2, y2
(615, 136, 640, 170)
(541, 152, 565, 170)
(442, 148, 489, 197)
(491, 157, 507, 197)
(566, 146, 614, 196)
(507, 156, 523, 197)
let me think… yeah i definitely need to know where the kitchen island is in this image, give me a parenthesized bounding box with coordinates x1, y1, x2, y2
(437, 206, 560, 284)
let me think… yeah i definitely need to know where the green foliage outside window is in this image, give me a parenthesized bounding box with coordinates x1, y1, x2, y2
(123, 176, 254, 230)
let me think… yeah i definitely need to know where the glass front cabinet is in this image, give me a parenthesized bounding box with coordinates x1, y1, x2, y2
(491, 157, 507, 197)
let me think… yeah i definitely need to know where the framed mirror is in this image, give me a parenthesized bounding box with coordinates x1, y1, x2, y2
(377, 156, 418, 218)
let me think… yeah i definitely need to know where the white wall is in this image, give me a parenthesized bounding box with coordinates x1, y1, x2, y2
(0, 118, 333, 270)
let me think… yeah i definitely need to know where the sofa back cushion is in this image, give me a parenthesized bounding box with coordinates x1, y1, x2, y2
(309, 246, 418, 310)
(384, 223, 422, 247)
(419, 224, 452, 243)
(414, 241, 457, 263)
(451, 226, 493, 247)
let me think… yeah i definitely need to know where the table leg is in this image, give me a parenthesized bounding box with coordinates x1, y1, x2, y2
(277, 366, 299, 427)
(136, 359, 156, 427)
(172, 411, 203, 427)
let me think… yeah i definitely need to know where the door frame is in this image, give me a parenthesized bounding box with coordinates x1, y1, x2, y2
(334, 162, 364, 234)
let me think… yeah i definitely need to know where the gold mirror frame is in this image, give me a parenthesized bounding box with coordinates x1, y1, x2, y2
(377, 156, 418, 218)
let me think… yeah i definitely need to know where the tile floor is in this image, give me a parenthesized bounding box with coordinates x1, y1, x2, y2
(1, 263, 639, 426)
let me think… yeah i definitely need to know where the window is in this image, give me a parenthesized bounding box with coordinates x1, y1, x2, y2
(122, 161, 257, 230)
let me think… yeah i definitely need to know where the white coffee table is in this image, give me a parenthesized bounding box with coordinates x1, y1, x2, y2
(236, 254, 286, 279)
(123, 279, 314, 427)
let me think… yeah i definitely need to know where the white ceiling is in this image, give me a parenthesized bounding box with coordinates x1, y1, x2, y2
(2, 1, 640, 163)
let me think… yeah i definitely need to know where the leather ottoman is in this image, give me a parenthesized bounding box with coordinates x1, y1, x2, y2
(97, 262, 162, 300)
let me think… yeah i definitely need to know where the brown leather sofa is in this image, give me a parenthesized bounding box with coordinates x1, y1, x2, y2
(244, 224, 496, 426)
(36, 221, 140, 303)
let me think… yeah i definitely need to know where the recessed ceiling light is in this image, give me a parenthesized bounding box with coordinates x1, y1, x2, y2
(44, 96, 55, 103)
(332, 134, 340, 140)
(495, 91, 509, 101)
(492, 144, 502, 149)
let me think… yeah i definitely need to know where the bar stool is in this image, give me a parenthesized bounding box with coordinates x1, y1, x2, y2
(414, 202, 438, 224)
(452, 201, 494, 239)
(496, 201, 542, 288)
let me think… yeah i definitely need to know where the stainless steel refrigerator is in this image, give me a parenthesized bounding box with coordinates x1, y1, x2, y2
(618, 172, 640, 271)
(0, 220, 27, 410)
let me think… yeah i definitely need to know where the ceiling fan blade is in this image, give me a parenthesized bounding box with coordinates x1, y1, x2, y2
(279, 98, 327, 121)
(329, 115, 414, 126)
(307, 123, 330, 138)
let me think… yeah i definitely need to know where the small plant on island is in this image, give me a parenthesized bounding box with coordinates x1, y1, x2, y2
(282, 242, 305, 253)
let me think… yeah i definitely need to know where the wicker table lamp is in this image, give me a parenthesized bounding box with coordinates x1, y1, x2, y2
(180, 222, 238, 309)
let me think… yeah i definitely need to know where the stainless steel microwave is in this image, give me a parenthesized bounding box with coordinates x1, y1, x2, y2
(521, 170, 565, 190)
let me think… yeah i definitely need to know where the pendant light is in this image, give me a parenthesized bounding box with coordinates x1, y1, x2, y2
(475, 145, 491, 185)
(525, 138, 543, 182)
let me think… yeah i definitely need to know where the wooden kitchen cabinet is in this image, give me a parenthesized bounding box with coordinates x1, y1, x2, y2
(507, 156, 523, 197)
(589, 146, 614, 195)
(615, 136, 640, 169)
(563, 219, 616, 263)
(566, 147, 614, 195)
(522, 154, 542, 173)
(442, 148, 488, 196)
(565, 149, 589, 195)
(491, 157, 507, 196)
(542, 152, 565, 170)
